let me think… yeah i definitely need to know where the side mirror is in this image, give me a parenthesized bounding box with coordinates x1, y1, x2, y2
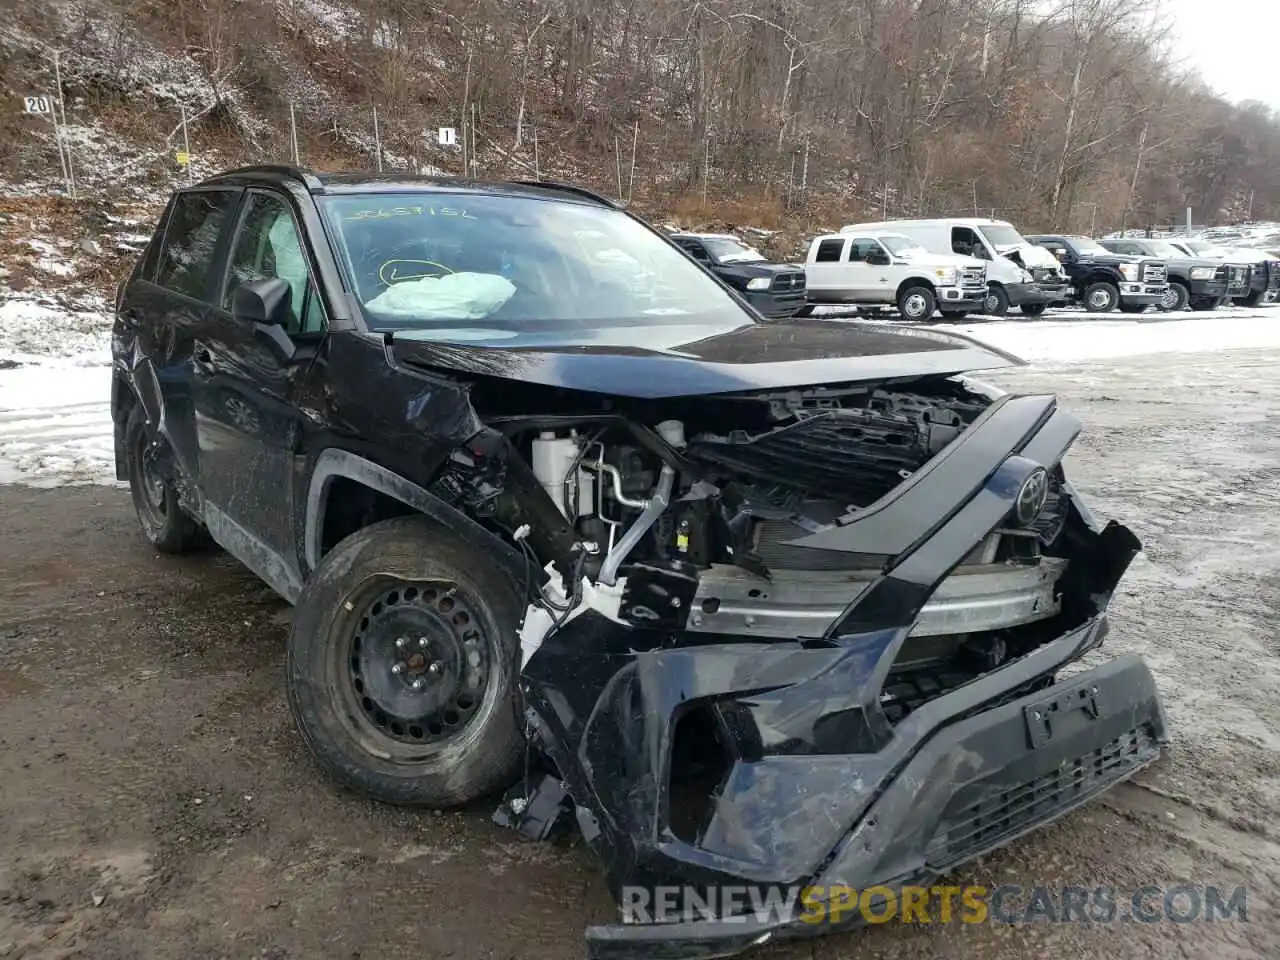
(866, 249, 890, 266)
(231, 277, 292, 326)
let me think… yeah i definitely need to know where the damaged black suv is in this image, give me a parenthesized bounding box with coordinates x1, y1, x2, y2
(112, 165, 1168, 960)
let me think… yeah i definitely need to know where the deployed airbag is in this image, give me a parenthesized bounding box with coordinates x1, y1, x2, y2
(366, 272, 517, 320)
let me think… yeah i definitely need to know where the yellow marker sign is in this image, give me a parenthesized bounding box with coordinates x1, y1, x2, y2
(175, 151, 190, 166)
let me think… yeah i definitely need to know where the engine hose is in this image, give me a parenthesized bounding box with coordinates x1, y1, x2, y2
(598, 464, 675, 586)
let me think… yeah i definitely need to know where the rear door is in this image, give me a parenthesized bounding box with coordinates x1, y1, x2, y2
(804, 237, 849, 301)
(126, 188, 241, 487)
(192, 187, 330, 599)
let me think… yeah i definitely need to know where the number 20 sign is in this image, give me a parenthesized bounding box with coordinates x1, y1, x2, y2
(23, 96, 54, 115)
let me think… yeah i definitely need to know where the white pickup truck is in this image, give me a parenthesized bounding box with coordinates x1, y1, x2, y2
(801, 230, 988, 320)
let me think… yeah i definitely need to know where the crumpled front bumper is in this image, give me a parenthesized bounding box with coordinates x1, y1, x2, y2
(514, 393, 1168, 960)
(579, 633, 1164, 959)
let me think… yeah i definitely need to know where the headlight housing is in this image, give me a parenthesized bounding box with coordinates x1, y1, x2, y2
(1019, 268, 1034, 283)
(1118, 263, 1140, 281)
(746, 277, 772, 291)
(933, 267, 958, 284)
(1189, 266, 1216, 281)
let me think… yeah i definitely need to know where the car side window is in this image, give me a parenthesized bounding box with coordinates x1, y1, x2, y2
(952, 227, 989, 259)
(156, 190, 238, 300)
(814, 239, 844, 262)
(678, 240, 711, 262)
(224, 192, 327, 336)
(846, 238, 882, 262)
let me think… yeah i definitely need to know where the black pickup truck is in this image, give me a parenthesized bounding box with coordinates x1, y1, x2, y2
(1167, 239, 1280, 307)
(1099, 237, 1249, 311)
(1025, 234, 1169, 313)
(668, 232, 807, 318)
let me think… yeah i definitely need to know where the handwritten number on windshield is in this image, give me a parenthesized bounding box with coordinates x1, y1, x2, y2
(344, 206, 479, 221)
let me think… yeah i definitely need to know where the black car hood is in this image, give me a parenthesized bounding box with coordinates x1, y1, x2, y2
(384, 320, 1023, 399)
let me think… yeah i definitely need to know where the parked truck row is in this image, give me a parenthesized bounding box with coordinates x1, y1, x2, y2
(666, 216, 1279, 321)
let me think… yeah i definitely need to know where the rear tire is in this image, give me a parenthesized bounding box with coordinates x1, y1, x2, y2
(897, 285, 936, 321)
(124, 404, 209, 554)
(286, 516, 525, 807)
(1083, 281, 1120, 313)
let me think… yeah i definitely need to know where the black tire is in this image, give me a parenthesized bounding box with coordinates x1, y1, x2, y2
(286, 515, 525, 807)
(1158, 281, 1189, 313)
(1020, 303, 1048, 317)
(897, 285, 936, 321)
(938, 310, 969, 320)
(792, 303, 815, 318)
(1082, 281, 1120, 313)
(1191, 296, 1224, 311)
(1238, 289, 1266, 307)
(124, 403, 209, 553)
(981, 285, 1010, 316)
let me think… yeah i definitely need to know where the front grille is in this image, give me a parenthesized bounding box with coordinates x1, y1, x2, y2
(925, 724, 1160, 868)
(1141, 262, 1167, 283)
(688, 409, 928, 503)
(771, 272, 806, 292)
(961, 266, 986, 288)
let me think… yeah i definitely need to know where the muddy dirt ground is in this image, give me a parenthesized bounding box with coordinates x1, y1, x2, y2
(1, 346, 1277, 960)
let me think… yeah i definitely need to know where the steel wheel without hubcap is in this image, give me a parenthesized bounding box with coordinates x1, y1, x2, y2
(286, 515, 525, 807)
(337, 578, 490, 756)
(1089, 289, 1111, 310)
(902, 294, 928, 319)
(134, 429, 169, 528)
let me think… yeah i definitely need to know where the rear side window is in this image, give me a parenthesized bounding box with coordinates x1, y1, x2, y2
(814, 239, 844, 262)
(157, 190, 237, 300)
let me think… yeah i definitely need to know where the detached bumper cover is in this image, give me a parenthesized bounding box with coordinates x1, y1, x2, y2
(585, 648, 1164, 960)
(516, 393, 1166, 960)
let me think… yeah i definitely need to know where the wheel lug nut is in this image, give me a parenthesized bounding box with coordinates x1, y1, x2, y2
(391, 663, 404, 675)
(395, 637, 408, 650)
(411, 678, 425, 691)
(418, 637, 429, 648)
(428, 662, 442, 675)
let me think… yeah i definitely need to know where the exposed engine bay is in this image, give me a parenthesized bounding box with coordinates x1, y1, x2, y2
(429, 374, 1071, 722)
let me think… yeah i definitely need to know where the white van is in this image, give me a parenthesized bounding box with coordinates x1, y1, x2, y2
(802, 230, 988, 320)
(839, 218, 1069, 316)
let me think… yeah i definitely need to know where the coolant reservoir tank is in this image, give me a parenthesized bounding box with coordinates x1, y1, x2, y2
(531, 431, 595, 519)
(656, 419, 686, 448)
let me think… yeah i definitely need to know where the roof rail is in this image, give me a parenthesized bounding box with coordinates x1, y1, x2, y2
(507, 179, 616, 207)
(204, 164, 324, 191)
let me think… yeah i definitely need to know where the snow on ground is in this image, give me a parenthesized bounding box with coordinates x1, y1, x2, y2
(0, 359, 117, 488)
(935, 305, 1280, 364)
(0, 294, 117, 487)
(2, 297, 1279, 488)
